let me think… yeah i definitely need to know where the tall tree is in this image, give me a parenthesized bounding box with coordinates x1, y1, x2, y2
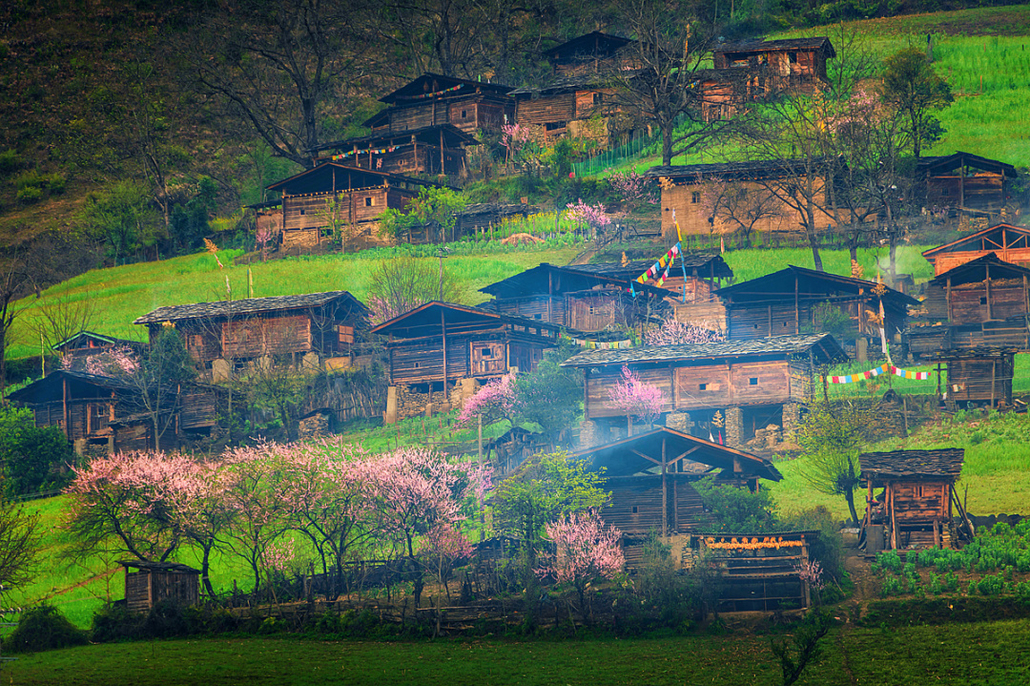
(879, 47, 953, 159)
(184, 0, 380, 169)
(607, 0, 738, 165)
(0, 243, 29, 398)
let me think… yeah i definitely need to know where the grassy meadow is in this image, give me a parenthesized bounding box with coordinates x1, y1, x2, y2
(5, 619, 1030, 685)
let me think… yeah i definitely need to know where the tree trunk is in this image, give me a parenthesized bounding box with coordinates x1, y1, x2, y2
(662, 124, 674, 166)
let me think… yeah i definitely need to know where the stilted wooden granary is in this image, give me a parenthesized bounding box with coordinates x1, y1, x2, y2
(562, 333, 846, 449)
(373, 302, 560, 423)
(572, 426, 782, 541)
(924, 347, 1017, 407)
(714, 265, 917, 343)
(364, 73, 514, 137)
(121, 561, 201, 613)
(860, 449, 969, 552)
(133, 291, 369, 381)
(309, 124, 480, 180)
(922, 222, 1030, 276)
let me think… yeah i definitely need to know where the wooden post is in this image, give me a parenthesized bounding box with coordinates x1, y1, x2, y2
(478, 413, 485, 542)
(661, 436, 668, 539)
(62, 376, 69, 439)
(985, 261, 992, 320)
(946, 276, 952, 321)
(794, 273, 800, 332)
(440, 308, 448, 405)
(547, 270, 553, 324)
(889, 484, 898, 550)
(991, 359, 997, 407)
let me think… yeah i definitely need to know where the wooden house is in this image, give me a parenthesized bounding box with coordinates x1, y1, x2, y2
(646, 159, 828, 238)
(121, 561, 201, 613)
(572, 426, 781, 541)
(53, 331, 147, 373)
(569, 255, 734, 332)
(561, 333, 846, 448)
(714, 266, 917, 343)
(860, 449, 969, 551)
(923, 347, 1016, 407)
(133, 291, 368, 380)
(712, 37, 835, 95)
(309, 124, 479, 180)
(922, 223, 1030, 275)
(364, 73, 514, 137)
(696, 68, 754, 121)
(543, 31, 639, 77)
(372, 302, 561, 423)
(691, 531, 818, 611)
(917, 151, 1018, 216)
(264, 163, 451, 250)
(904, 254, 1030, 358)
(6, 370, 218, 454)
(477, 262, 680, 336)
(512, 32, 640, 147)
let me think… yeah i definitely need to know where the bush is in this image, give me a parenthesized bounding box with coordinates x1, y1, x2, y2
(4, 605, 88, 653)
(693, 475, 778, 533)
(0, 149, 22, 175)
(976, 575, 1005, 596)
(0, 406, 76, 496)
(16, 185, 43, 204)
(876, 550, 904, 574)
(781, 506, 844, 582)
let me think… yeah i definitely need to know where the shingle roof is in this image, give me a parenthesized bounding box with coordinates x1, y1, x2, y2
(860, 449, 965, 480)
(573, 255, 733, 280)
(715, 265, 919, 307)
(715, 36, 836, 57)
(646, 158, 824, 181)
(134, 291, 365, 325)
(561, 333, 844, 368)
(922, 223, 1030, 259)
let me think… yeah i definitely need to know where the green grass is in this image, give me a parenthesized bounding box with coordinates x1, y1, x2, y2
(7, 241, 586, 362)
(4, 620, 1030, 685)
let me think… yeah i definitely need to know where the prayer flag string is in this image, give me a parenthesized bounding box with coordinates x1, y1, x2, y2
(826, 364, 930, 384)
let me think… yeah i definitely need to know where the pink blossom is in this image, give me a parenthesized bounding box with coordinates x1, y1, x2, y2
(607, 365, 664, 425)
(66, 345, 140, 377)
(608, 171, 659, 208)
(565, 199, 611, 233)
(795, 559, 825, 590)
(456, 372, 519, 427)
(538, 510, 624, 586)
(644, 317, 723, 346)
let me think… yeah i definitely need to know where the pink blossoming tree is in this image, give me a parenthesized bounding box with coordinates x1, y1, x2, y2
(607, 171, 659, 212)
(643, 317, 723, 347)
(456, 372, 519, 428)
(607, 365, 664, 430)
(538, 510, 624, 622)
(564, 199, 611, 238)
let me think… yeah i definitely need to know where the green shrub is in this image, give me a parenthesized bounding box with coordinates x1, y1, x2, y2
(976, 575, 1005, 596)
(0, 149, 21, 175)
(881, 576, 903, 597)
(877, 550, 903, 574)
(4, 605, 88, 653)
(16, 185, 42, 204)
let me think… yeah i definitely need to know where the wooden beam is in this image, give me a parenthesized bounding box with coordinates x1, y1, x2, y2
(661, 436, 668, 538)
(667, 445, 702, 467)
(630, 448, 662, 467)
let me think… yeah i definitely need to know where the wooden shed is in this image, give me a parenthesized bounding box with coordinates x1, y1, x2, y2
(860, 449, 969, 551)
(922, 223, 1030, 276)
(133, 291, 368, 379)
(646, 159, 829, 238)
(372, 302, 561, 422)
(309, 124, 479, 180)
(562, 333, 846, 448)
(917, 151, 1018, 214)
(477, 262, 679, 335)
(713, 36, 835, 95)
(572, 426, 781, 541)
(920, 253, 1030, 325)
(923, 347, 1017, 407)
(715, 265, 916, 343)
(121, 561, 201, 613)
(543, 31, 639, 77)
(511, 75, 622, 147)
(365, 73, 514, 137)
(264, 163, 450, 250)
(692, 530, 818, 611)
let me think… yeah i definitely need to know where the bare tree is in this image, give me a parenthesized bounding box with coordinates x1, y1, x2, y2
(0, 244, 29, 399)
(714, 182, 785, 248)
(606, 0, 740, 166)
(123, 328, 199, 452)
(29, 293, 98, 371)
(0, 486, 40, 589)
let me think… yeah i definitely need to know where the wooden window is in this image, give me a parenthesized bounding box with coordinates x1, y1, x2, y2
(691, 191, 701, 203)
(980, 296, 988, 305)
(300, 209, 306, 215)
(365, 197, 374, 207)
(749, 377, 759, 385)
(788, 52, 797, 63)
(699, 383, 707, 391)
(413, 362, 421, 369)
(545, 121, 566, 131)
(632, 506, 638, 513)
(461, 109, 468, 119)
(533, 313, 542, 320)
(480, 347, 494, 358)
(592, 92, 602, 105)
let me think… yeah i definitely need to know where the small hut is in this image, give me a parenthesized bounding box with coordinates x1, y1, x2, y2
(121, 561, 201, 613)
(859, 448, 970, 552)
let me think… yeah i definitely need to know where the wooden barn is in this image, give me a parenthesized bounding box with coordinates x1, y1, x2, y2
(860, 449, 969, 552)
(561, 333, 846, 449)
(712, 37, 835, 95)
(646, 159, 827, 238)
(573, 426, 781, 540)
(372, 302, 561, 423)
(7, 370, 218, 454)
(512, 32, 641, 147)
(924, 347, 1016, 407)
(919, 253, 1030, 325)
(264, 163, 451, 250)
(714, 266, 917, 343)
(121, 561, 201, 613)
(309, 124, 479, 180)
(918, 151, 1018, 215)
(696, 68, 754, 121)
(922, 222, 1030, 275)
(477, 262, 679, 336)
(133, 291, 368, 380)
(691, 531, 818, 611)
(364, 73, 514, 137)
